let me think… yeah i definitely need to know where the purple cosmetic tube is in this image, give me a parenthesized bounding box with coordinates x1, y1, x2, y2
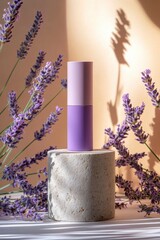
(67, 61, 93, 151)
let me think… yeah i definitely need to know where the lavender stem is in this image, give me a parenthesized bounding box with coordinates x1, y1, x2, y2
(0, 148, 12, 167)
(0, 87, 64, 135)
(0, 183, 11, 191)
(0, 59, 20, 99)
(38, 87, 63, 114)
(0, 189, 23, 195)
(145, 142, 160, 162)
(2, 139, 35, 169)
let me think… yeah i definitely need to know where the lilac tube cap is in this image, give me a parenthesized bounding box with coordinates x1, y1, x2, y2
(67, 105, 93, 151)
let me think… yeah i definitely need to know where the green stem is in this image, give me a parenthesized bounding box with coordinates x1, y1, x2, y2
(0, 148, 10, 159)
(0, 59, 20, 99)
(0, 183, 11, 192)
(23, 95, 33, 113)
(1, 148, 12, 167)
(145, 142, 160, 162)
(0, 88, 64, 170)
(0, 189, 23, 195)
(39, 87, 63, 114)
(0, 144, 6, 156)
(0, 87, 64, 135)
(0, 42, 3, 53)
(2, 139, 36, 169)
(27, 172, 38, 177)
(0, 124, 9, 135)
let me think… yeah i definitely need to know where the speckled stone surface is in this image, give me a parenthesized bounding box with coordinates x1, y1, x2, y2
(48, 149, 115, 222)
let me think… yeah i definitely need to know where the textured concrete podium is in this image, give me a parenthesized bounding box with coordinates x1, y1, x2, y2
(48, 149, 115, 221)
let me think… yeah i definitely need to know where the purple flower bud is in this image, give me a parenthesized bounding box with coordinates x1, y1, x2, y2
(8, 90, 19, 118)
(141, 69, 160, 107)
(25, 51, 46, 87)
(29, 55, 63, 97)
(34, 106, 63, 141)
(61, 79, 67, 88)
(122, 93, 148, 143)
(0, 113, 27, 148)
(17, 11, 43, 59)
(0, 0, 23, 43)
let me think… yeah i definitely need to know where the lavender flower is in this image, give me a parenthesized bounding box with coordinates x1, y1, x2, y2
(122, 93, 148, 143)
(116, 175, 144, 201)
(34, 106, 63, 141)
(8, 90, 19, 118)
(2, 146, 54, 180)
(104, 120, 130, 158)
(0, 193, 46, 220)
(25, 50, 46, 87)
(116, 152, 146, 167)
(61, 79, 67, 88)
(139, 204, 160, 216)
(30, 55, 63, 97)
(0, 0, 23, 43)
(17, 11, 43, 59)
(141, 69, 160, 107)
(24, 93, 43, 121)
(0, 113, 27, 148)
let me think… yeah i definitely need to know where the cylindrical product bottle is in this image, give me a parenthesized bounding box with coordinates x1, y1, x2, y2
(67, 61, 93, 151)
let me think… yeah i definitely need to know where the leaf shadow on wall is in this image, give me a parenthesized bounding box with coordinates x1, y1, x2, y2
(138, 0, 160, 29)
(148, 108, 160, 170)
(107, 9, 130, 130)
(138, 0, 160, 171)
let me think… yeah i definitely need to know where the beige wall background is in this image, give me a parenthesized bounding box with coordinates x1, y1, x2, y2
(0, 0, 160, 189)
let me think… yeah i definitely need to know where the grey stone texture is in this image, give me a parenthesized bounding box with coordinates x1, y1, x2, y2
(48, 149, 115, 221)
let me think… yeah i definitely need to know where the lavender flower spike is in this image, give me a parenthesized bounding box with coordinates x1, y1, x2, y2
(122, 93, 148, 143)
(34, 106, 63, 141)
(17, 11, 43, 59)
(61, 79, 67, 89)
(0, 0, 23, 43)
(25, 50, 46, 87)
(141, 69, 160, 107)
(30, 54, 63, 96)
(104, 120, 130, 158)
(8, 90, 19, 118)
(0, 113, 27, 148)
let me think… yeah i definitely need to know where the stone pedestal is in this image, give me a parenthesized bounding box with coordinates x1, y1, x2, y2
(48, 149, 115, 221)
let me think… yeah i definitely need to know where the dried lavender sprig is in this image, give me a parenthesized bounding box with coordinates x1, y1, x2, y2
(0, 113, 27, 148)
(24, 55, 63, 114)
(25, 50, 46, 87)
(34, 106, 63, 141)
(0, 193, 46, 220)
(0, 0, 23, 43)
(141, 69, 160, 107)
(116, 175, 145, 202)
(104, 120, 130, 158)
(8, 90, 19, 118)
(0, 51, 46, 115)
(61, 79, 67, 89)
(1, 91, 43, 150)
(122, 93, 160, 161)
(122, 93, 148, 143)
(105, 120, 160, 216)
(2, 146, 54, 181)
(1, 106, 63, 169)
(116, 152, 146, 167)
(30, 55, 63, 96)
(139, 204, 160, 216)
(17, 11, 43, 59)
